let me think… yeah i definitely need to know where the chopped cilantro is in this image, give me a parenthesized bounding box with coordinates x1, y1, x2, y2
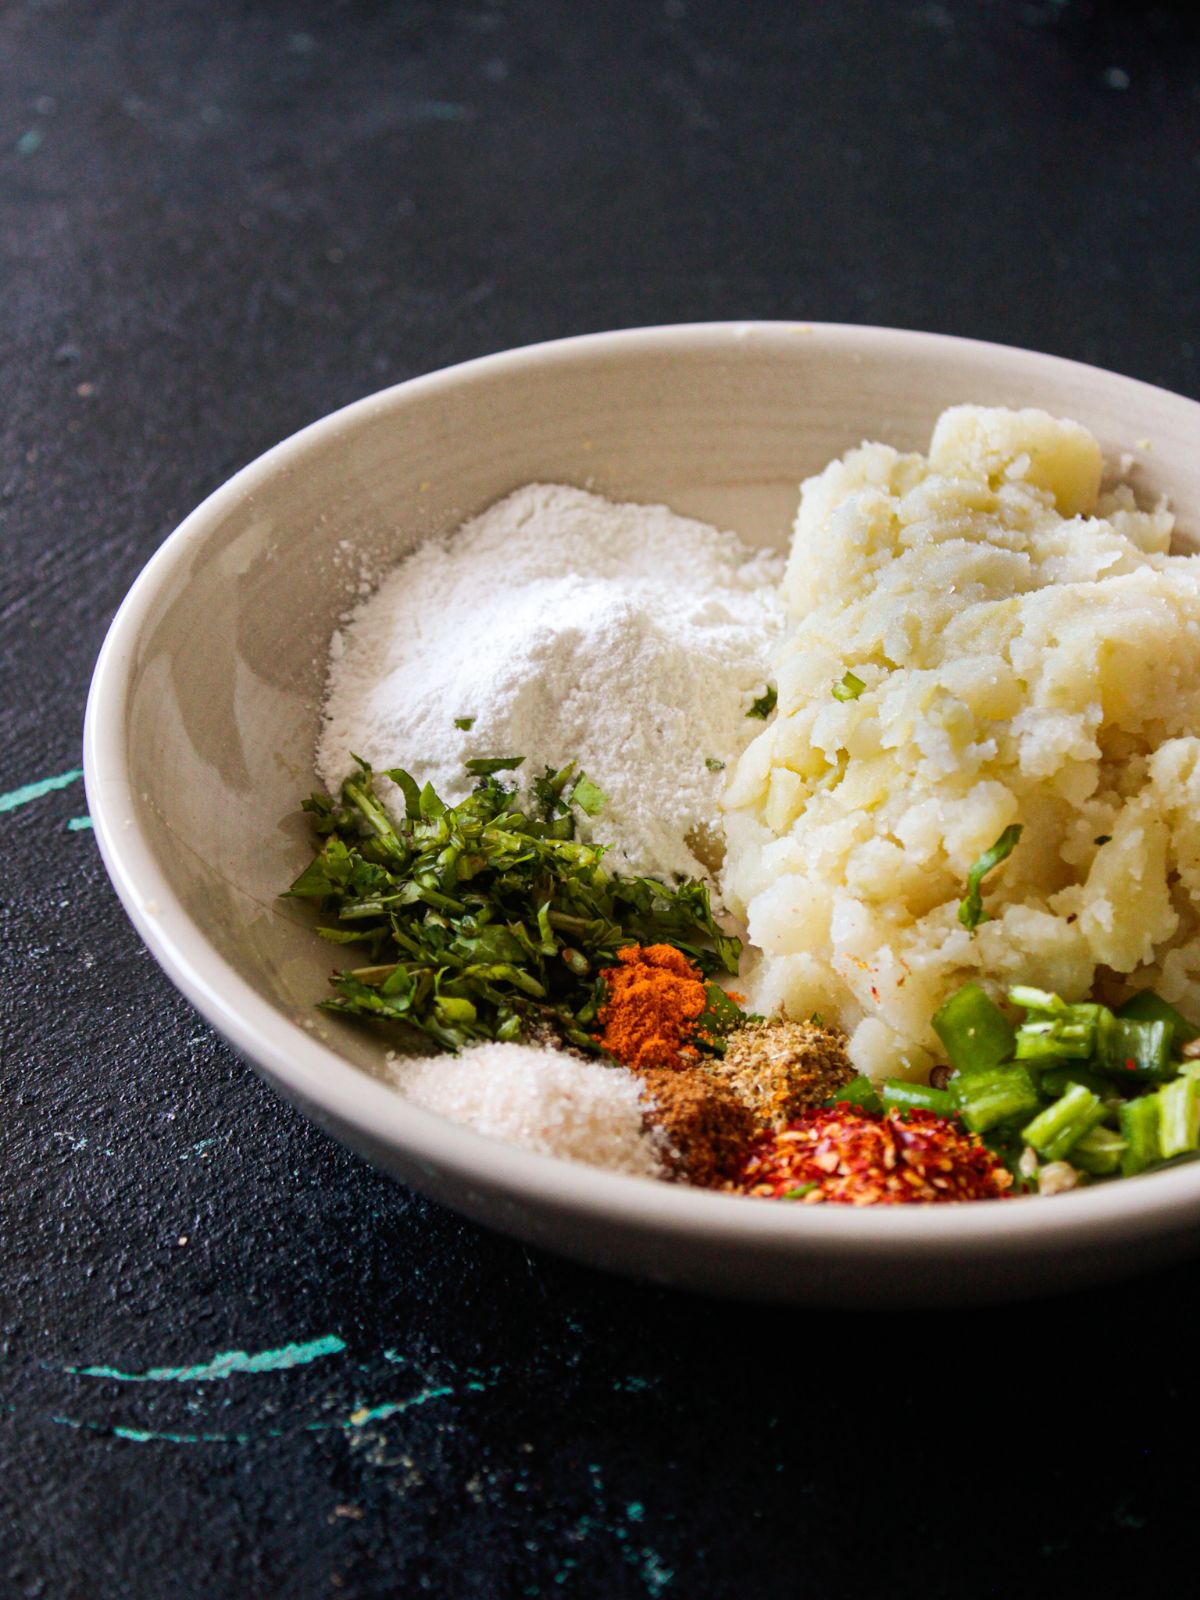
(570, 774, 607, 817)
(464, 756, 525, 776)
(747, 685, 777, 720)
(958, 824, 1023, 932)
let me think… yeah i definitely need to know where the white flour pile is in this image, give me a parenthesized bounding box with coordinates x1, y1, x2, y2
(319, 484, 782, 881)
(389, 1042, 667, 1176)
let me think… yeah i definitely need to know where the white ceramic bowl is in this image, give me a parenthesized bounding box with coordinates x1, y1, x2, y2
(85, 322, 1200, 1306)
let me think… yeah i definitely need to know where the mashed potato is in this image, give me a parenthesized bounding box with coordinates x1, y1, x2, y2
(722, 405, 1200, 1080)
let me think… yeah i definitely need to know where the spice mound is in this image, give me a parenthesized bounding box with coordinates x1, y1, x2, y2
(594, 944, 710, 1071)
(389, 1042, 667, 1178)
(733, 1106, 1013, 1205)
(639, 1068, 756, 1188)
(715, 1017, 854, 1124)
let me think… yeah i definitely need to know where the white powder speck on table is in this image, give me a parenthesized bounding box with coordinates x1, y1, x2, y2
(319, 484, 783, 882)
(389, 1042, 667, 1177)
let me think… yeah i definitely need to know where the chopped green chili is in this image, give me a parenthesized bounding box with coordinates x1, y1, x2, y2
(1020, 1083, 1105, 1162)
(1006, 989, 1176, 1082)
(1094, 1016, 1173, 1082)
(825, 1074, 882, 1114)
(1069, 1125, 1127, 1176)
(952, 1063, 1039, 1133)
(1157, 1076, 1200, 1160)
(1118, 1096, 1162, 1176)
(880, 1079, 957, 1117)
(932, 982, 1015, 1074)
(1013, 1016, 1096, 1063)
(1116, 989, 1200, 1049)
(1037, 1064, 1113, 1101)
(1008, 985, 1068, 1015)
(832, 671, 866, 702)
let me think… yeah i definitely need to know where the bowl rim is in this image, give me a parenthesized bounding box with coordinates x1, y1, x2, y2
(84, 319, 1200, 1261)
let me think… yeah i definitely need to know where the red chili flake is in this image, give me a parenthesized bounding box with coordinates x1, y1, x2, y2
(730, 1106, 1013, 1206)
(1126, 1059, 1137, 1072)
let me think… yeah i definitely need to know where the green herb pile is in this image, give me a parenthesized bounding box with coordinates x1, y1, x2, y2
(286, 756, 741, 1053)
(833, 981, 1200, 1189)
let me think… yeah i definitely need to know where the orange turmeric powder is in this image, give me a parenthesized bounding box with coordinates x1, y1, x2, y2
(594, 944, 709, 1071)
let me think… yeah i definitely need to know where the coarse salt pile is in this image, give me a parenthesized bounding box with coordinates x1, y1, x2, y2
(388, 1042, 668, 1177)
(319, 484, 783, 882)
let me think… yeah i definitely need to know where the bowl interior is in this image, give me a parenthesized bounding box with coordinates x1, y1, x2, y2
(86, 323, 1200, 1304)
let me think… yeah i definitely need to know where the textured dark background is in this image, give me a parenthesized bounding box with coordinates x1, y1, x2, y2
(3, 2, 1200, 1596)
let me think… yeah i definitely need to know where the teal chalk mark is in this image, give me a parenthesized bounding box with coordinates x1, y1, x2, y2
(67, 816, 93, 831)
(49, 1378, 477, 1447)
(53, 1415, 250, 1445)
(50, 1364, 497, 1448)
(639, 1549, 674, 1596)
(112, 1425, 231, 1444)
(69, 1334, 346, 1383)
(52, 1131, 115, 1156)
(337, 1385, 455, 1428)
(179, 1138, 220, 1161)
(0, 767, 83, 814)
(16, 128, 44, 156)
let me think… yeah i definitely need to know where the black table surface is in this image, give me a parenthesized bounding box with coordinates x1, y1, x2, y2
(4, 3, 1200, 1595)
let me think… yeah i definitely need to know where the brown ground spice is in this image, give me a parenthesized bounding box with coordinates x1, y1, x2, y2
(639, 1067, 757, 1188)
(714, 1018, 854, 1126)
